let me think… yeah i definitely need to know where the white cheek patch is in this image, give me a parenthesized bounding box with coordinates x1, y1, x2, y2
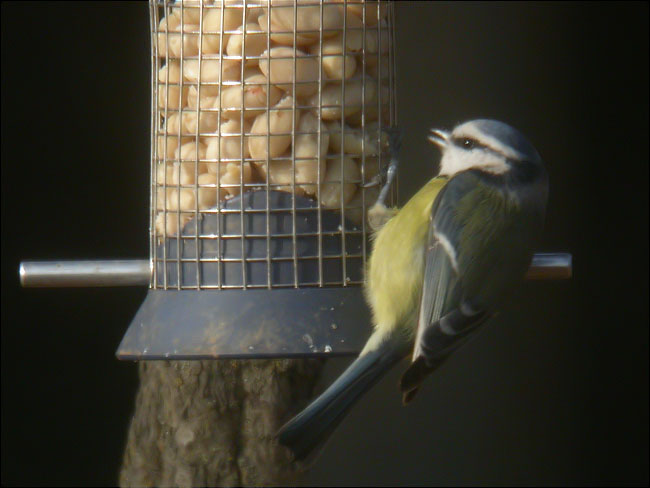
(439, 148, 471, 176)
(470, 151, 509, 174)
(439, 148, 509, 176)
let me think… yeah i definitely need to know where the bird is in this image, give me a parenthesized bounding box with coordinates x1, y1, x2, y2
(277, 118, 549, 463)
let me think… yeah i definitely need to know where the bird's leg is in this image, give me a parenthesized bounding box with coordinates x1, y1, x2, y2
(367, 127, 401, 231)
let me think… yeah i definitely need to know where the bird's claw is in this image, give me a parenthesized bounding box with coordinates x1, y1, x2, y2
(362, 174, 383, 189)
(374, 126, 402, 207)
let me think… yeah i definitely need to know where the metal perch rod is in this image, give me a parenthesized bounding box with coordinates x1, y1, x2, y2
(19, 260, 151, 288)
(19, 253, 571, 288)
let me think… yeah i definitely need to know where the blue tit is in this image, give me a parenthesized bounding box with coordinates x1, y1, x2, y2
(277, 119, 549, 462)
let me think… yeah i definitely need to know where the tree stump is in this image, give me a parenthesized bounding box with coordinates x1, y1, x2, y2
(119, 358, 324, 487)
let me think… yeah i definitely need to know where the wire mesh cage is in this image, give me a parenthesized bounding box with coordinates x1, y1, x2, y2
(16, 0, 572, 359)
(151, 0, 397, 291)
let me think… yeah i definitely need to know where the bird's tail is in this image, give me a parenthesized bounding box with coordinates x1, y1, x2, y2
(277, 332, 407, 463)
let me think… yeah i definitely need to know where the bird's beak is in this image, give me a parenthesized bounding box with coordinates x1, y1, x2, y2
(428, 128, 450, 149)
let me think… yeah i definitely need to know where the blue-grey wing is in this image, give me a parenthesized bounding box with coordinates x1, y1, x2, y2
(410, 214, 462, 362)
(402, 170, 539, 403)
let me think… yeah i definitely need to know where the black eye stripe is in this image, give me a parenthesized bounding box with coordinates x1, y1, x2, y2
(451, 136, 486, 150)
(450, 136, 513, 161)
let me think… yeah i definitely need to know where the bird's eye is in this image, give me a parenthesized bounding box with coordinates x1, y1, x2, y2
(451, 136, 481, 150)
(462, 138, 475, 149)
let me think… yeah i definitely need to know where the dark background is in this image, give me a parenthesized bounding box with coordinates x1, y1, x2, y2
(2, 1, 648, 486)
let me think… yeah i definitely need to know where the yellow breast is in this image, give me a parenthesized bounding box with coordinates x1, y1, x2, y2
(365, 177, 448, 335)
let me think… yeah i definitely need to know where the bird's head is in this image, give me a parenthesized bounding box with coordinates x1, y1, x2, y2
(428, 119, 543, 179)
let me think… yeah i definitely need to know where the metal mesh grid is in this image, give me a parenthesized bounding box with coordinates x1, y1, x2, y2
(150, 0, 397, 290)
